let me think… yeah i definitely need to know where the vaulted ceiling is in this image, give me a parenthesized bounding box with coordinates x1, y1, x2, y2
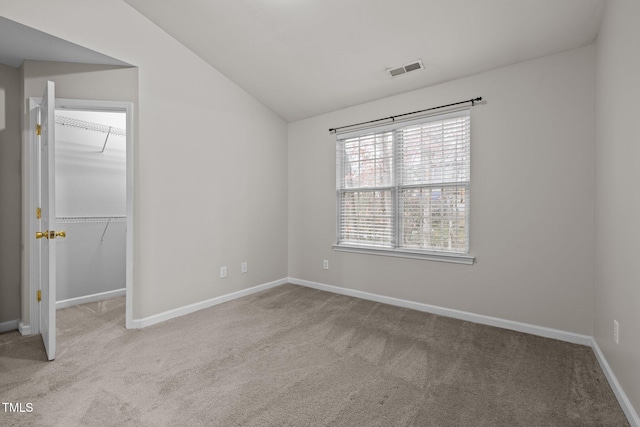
(124, 0, 605, 122)
(2, 2, 604, 122)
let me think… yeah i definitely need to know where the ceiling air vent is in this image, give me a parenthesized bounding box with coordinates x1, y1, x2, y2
(386, 59, 424, 78)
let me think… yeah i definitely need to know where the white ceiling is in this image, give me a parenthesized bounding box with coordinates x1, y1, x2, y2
(124, 0, 605, 122)
(0, 16, 129, 69)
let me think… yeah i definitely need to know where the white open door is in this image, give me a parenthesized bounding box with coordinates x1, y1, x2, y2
(36, 81, 59, 361)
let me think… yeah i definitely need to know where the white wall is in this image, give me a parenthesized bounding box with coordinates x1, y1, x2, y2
(2, 0, 289, 321)
(289, 46, 596, 335)
(56, 220, 126, 301)
(0, 63, 21, 324)
(55, 110, 127, 217)
(595, 0, 640, 415)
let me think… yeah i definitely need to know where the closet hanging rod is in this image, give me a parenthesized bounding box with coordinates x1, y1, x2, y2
(55, 115, 126, 137)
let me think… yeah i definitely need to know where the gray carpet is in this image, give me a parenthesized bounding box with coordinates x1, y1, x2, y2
(0, 284, 629, 426)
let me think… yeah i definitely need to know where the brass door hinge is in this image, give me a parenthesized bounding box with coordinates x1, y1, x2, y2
(36, 207, 41, 219)
(36, 124, 42, 136)
(37, 290, 42, 302)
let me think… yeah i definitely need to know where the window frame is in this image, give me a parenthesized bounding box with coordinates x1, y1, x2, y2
(333, 108, 475, 265)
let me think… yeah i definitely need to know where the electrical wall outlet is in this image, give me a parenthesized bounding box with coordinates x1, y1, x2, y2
(613, 320, 619, 344)
(323, 260, 329, 270)
(241, 262, 248, 273)
(220, 266, 227, 278)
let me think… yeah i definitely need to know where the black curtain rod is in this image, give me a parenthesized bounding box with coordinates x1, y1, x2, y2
(329, 96, 482, 134)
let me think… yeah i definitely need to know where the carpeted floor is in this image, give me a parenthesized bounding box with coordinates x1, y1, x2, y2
(0, 284, 629, 426)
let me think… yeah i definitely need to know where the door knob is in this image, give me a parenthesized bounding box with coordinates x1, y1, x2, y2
(35, 230, 66, 239)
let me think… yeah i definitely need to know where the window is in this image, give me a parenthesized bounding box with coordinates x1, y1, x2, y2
(334, 109, 473, 264)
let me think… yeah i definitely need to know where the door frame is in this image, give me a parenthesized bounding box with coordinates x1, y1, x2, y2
(24, 98, 135, 332)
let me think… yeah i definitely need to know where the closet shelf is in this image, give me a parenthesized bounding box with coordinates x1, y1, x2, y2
(56, 115, 126, 137)
(57, 216, 126, 224)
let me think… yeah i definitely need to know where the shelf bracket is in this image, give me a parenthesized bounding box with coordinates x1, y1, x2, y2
(100, 126, 112, 153)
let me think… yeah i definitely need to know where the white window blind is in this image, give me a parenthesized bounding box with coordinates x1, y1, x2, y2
(336, 109, 471, 259)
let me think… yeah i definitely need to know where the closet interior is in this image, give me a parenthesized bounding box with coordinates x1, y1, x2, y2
(54, 110, 127, 305)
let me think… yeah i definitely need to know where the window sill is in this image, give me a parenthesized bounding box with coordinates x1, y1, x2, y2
(332, 244, 475, 265)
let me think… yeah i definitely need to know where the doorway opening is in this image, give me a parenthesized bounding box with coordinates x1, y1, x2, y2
(27, 94, 134, 360)
(54, 109, 127, 310)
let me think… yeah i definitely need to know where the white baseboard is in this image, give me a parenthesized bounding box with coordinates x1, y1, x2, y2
(591, 338, 640, 427)
(0, 319, 19, 333)
(56, 288, 126, 310)
(288, 277, 592, 346)
(18, 322, 31, 336)
(130, 278, 288, 329)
